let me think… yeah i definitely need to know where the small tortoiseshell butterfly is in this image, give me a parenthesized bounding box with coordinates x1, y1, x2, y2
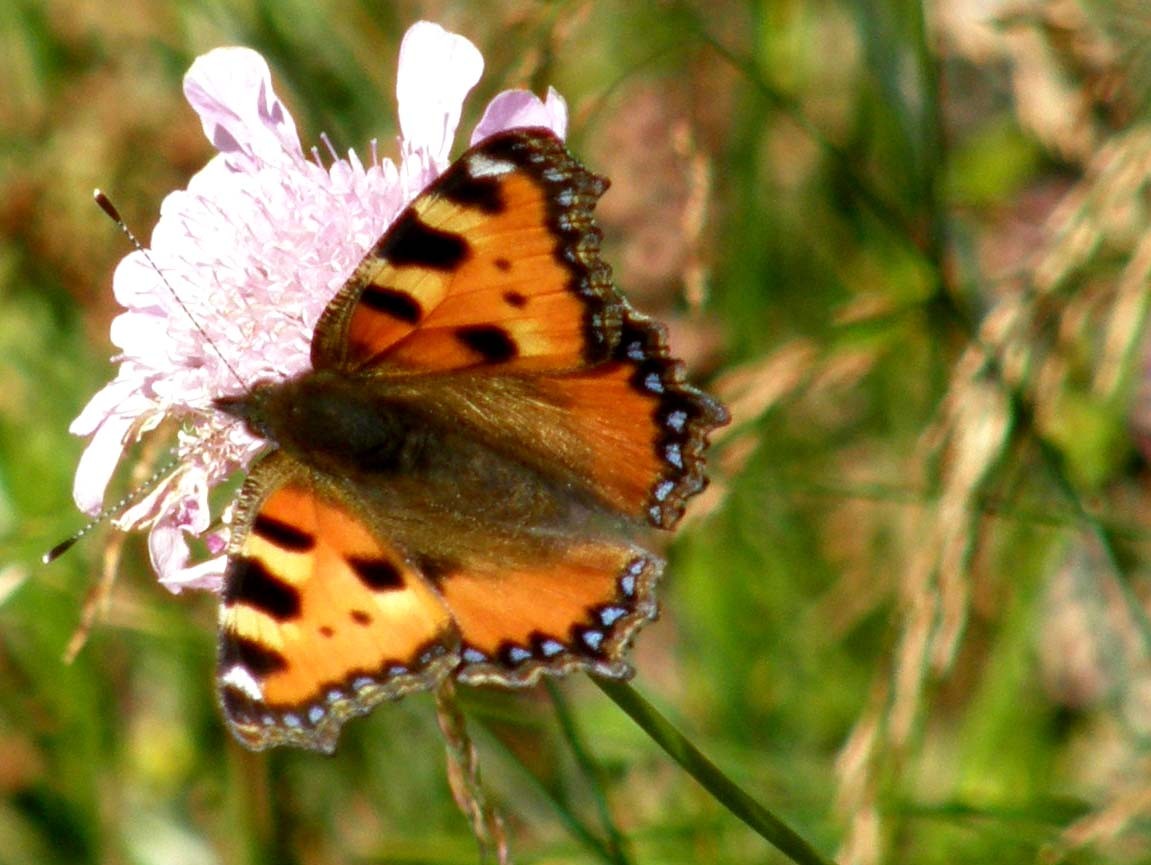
(210, 127, 727, 753)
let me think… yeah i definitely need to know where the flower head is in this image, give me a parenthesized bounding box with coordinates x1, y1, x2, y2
(72, 22, 567, 592)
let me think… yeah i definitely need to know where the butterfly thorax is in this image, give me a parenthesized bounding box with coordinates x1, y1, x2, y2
(214, 371, 442, 475)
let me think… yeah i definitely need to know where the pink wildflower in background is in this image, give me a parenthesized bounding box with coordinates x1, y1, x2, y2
(70, 21, 567, 592)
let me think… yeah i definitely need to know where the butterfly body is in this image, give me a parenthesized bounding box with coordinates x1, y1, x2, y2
(212, 128, 727, 752)
(216, 372, 619, 537)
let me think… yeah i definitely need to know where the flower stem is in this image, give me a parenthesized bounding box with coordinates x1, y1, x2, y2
(546, 682, 633, 865)
(435, 679, 510, 864)
(594, 678, 837, 865)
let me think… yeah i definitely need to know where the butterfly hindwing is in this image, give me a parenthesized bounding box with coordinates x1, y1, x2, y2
(440, 541, 663, 686)
(217, 453, 459, 753)
(316, 478, 666, 689)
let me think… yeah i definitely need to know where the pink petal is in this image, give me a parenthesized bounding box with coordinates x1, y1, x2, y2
(111, 251, 166, 309)
(116, 476, 173, 530)
(109, 310, 168, 357)
(471, 87, 569, 144)
(396, 22, 483, 168)
(142, 465, 218, 591)
(148, 519, 190, 582)
(183, 47, 302, 167)
(70, 377, 138, 437)
(152, 516, 228, 593)
(159, 555, 227, 593)
(72, 412, 136, 514)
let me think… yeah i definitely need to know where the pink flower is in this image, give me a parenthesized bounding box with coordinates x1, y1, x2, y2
(72, 21, 568, 592)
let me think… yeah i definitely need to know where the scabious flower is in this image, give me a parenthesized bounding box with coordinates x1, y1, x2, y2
(71, 21, 568, 592)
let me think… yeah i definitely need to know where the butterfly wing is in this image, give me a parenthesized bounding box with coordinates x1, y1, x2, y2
(298, 471, 666, 689)
(217, 452, 459, 753)
(312, 127, 619, 374)
(311, 127, 727, 528)
(440, 540, 663, 687)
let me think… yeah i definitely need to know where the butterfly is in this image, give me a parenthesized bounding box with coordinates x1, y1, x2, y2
(210, 126, 728, 753)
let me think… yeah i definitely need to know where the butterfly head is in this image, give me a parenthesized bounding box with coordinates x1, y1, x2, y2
(213, 380, 285, 442)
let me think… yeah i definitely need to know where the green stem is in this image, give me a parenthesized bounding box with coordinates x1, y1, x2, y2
(546, 682, 633, 865)
(595, 679, 837, 865)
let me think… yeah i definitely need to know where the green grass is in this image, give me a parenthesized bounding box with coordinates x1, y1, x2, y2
(4, 0, 1151, 863)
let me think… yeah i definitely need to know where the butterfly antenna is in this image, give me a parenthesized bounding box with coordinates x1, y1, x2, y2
(93, 190, 250, 392)
(43, 453, 181, 564)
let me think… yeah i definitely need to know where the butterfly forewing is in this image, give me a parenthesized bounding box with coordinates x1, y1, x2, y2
(535, 309, 725, 528)
(218, 454, 459, 752)
(312, 128, 620, 374)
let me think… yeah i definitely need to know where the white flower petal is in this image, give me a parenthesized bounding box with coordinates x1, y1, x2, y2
(148, 518, 190, 581)
(397, 22, 483, 168)
(70, 376, 138, 437)
(111, 251, 166, 309)
(183, 47, 303, 167)
(72, 411, 136, 514)
(116, 477, 172, 530)
(109, 310, 169, 357)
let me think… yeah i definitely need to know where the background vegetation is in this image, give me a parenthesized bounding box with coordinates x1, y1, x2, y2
(4, 0, 1151, 862)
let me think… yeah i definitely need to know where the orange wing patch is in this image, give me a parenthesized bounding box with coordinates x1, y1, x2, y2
(218, 458, 458, 753)
(356, 306, 727, 530)
(436, 543, 661, 687)
(311, 128, 620, 375)
(545, 309, 727, 528)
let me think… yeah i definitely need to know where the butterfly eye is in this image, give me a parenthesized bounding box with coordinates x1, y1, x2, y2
(214, 387, 277, 439)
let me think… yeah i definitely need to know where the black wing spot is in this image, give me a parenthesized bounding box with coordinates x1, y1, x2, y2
(319, 625, 335, 638)
(220, 634, 289, 676)
(252, 514, 314, 552)
(455, 325, 517, 363)
(360, 286, 423, 323)
(502, 289, 527, 307)
(350, 609, 373, 626)
(494, 257, 513, 273)
(441, 174, 505, 213)
(381, 210, 468, 270)
(347, 556, 404, 591)
(223, 557, 302, 621)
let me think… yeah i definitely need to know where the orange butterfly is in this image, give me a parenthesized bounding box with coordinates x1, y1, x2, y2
(210, 127, 727, 752)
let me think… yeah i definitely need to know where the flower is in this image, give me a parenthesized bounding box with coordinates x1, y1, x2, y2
(72, 21, 568, 592)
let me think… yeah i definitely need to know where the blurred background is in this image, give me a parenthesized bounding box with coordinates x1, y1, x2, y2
(4, 0, 1151, 863)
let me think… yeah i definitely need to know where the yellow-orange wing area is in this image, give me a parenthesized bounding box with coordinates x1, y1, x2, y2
(311, 127, 617, 375)
(435, 540, 663, 688)
(311, 127, 729, 530)
(217, 454, 458, 753)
